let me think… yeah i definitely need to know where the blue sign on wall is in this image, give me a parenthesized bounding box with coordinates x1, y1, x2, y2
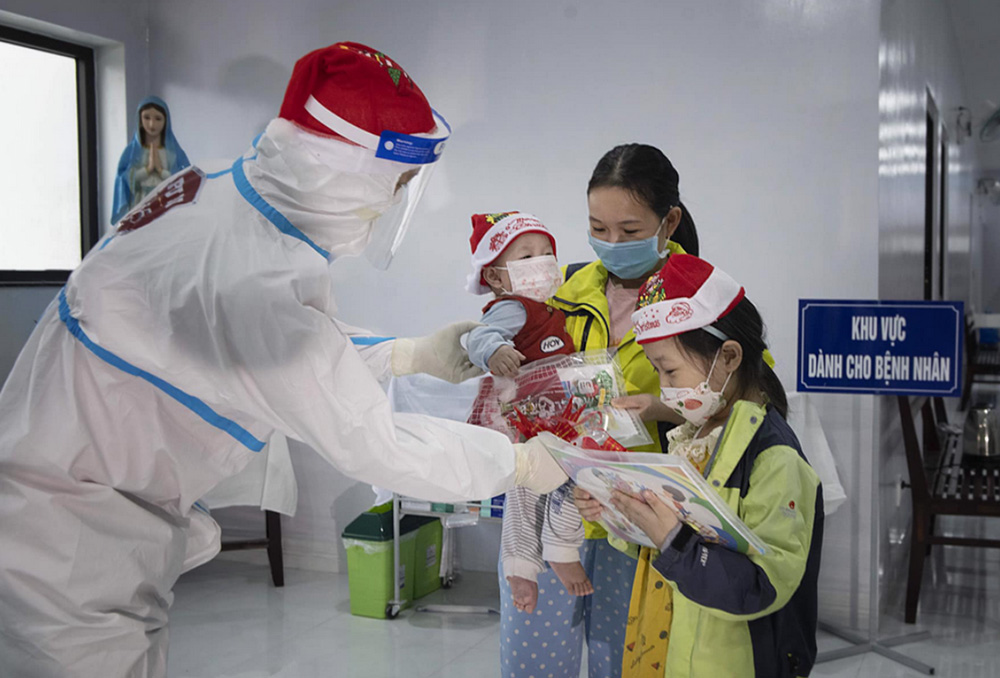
(797, 300, 964, 396)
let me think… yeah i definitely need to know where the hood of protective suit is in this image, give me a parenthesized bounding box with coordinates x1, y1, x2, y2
(242, 118, 407, 259)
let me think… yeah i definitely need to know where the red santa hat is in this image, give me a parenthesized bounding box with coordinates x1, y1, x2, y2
(466, 212, 557, 295)
(631, 254, 745, 344)
(279, 42, 437, 146)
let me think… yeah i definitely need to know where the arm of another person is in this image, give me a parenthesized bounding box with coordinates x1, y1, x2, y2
(651, 446, 821, 621)
(231, 296, 519, 501)
(336, 316, 484, 384)
(76, 267, 518, 502)
(332, 318, 396, 383)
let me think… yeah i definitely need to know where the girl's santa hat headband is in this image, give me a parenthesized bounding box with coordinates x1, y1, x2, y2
(631, 254, 745, 345)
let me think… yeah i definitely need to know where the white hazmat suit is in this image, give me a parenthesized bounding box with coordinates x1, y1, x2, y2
(0, 117, 554, 676)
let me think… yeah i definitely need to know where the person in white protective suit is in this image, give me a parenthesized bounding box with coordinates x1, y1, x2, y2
(0, 42, 567, 678)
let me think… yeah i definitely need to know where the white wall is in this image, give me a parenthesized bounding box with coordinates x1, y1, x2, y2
(980, 187, 1000, 313)
(147, 0, 882, 629)
(0, 1, 149, 382)
(877, 0, 982, 623)
(948, 2, 1000, 314)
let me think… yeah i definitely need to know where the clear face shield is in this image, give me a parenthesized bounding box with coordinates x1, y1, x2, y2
(363, 160, 437, 270)
(303, 96, 451, 270)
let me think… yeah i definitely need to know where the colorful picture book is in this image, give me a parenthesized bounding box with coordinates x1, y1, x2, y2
(537, 432, 768, 556)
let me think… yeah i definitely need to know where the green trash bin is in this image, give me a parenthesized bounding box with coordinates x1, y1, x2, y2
(402, 515, 443, 599)
(341, 509, 417, 619)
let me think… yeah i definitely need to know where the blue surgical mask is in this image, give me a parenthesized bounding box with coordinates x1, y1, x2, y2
(588, 218, 670, 280)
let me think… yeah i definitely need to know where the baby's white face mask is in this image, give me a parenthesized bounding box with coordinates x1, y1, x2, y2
(659, 349, 732, 428)
(495, 255, 563, 302)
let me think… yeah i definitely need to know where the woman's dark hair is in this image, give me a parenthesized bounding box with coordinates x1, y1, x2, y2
(587, 143, 699, 256)
(138, 103, 167, 147)
(675, 297, 787, 418)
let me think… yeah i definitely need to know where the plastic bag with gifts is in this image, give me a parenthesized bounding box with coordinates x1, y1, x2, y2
(466, 350, 651, 450)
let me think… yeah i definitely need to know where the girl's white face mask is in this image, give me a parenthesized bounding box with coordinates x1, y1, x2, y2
(659, 349, 732, 428)
(497, 255, 563, 302)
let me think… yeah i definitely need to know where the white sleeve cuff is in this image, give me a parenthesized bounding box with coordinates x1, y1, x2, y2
(542, 542, 582, 564)
(502, 556, 544, 582)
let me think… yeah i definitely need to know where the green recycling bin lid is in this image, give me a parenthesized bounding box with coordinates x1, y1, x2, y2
(342, 510, 438, 542)
(341, 510, 395, 542)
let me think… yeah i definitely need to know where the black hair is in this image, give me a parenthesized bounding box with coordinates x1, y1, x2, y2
(587, 143, 699, 256)
(138, 102, 167, 147)
(675, 296, 788, 418)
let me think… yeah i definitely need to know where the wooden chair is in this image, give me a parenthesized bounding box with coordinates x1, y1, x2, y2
(898, 395, 1000, 623)
(219, 510, 285, 587)
(960, 316, 1000, 410)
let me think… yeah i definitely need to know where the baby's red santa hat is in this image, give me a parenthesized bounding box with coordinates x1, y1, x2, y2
(279, 42, 436, 144)
(466, 212, 557, 295)
(631, 254, 744, 344)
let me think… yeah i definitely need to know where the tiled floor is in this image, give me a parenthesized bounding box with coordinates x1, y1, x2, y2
(813, 534, 1000, 678)
(169, 539, 1000, 678)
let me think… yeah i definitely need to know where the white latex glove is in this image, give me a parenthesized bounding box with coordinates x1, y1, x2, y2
(391, 320, 484, 384)
(513, 437, 568, 494)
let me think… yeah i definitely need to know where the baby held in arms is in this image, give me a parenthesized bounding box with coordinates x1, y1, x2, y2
(463, 212, 592, 612)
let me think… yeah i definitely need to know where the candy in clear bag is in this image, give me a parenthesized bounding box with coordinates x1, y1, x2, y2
(466, 350, 652, 449)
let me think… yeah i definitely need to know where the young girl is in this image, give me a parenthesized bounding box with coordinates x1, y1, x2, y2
(575, 254, 823, 678)
(112, 96, 190, 223)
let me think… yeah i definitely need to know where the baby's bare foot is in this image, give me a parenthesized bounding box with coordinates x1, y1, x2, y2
(550, 561, 593, 596)
(507, 575, 539, 614)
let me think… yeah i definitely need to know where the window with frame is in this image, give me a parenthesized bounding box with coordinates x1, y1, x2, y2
(0, 24, 98, 285)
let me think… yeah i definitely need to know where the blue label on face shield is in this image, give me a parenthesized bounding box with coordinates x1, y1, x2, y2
(376, 133, 445, 164)
(374, 109, 451, 165)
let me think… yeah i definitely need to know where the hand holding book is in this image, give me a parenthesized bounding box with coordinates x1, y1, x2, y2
(610, 489, 681, 550)
(543, 432, 767, 555)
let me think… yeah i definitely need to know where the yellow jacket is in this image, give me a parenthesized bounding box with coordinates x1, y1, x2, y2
(549, 243, 685, 538)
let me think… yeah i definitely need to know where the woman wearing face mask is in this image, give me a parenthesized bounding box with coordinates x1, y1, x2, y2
(498, 144, 697, 678)
(112, 96, 190, 224)
(575, 255, 823, 678)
